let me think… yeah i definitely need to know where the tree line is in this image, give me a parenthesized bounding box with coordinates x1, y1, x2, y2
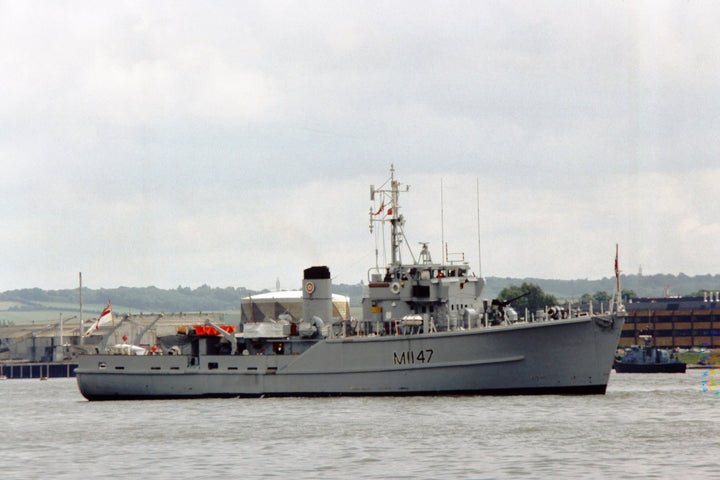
(0, 285, 256, 313)
(0, 283, 365, 313)
(2, 272, 718, 314)
(497, 282, 720, 316)
(497, 283, 637, 315)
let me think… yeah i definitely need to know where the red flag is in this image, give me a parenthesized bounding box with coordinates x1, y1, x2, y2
(614, 250, 618, 276)
(372, 201, 385, 216)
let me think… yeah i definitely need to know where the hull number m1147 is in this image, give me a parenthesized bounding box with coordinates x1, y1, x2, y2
(393, 349, 433, 366)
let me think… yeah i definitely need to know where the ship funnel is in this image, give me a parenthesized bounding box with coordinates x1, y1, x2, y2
(302, 266, 332, 323)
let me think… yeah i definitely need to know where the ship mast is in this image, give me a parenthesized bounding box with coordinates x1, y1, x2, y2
(369, 164, 409, 268)
(79, 272, 83, 346)
(389, 165, 403, 266)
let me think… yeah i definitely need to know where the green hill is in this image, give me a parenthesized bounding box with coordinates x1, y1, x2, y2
(2, 273, 719, 325)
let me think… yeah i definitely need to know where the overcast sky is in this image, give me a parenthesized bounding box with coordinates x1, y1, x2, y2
(2, 1, 719, 293)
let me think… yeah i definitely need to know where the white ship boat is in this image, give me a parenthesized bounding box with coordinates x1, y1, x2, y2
(76, 166, 624, 400)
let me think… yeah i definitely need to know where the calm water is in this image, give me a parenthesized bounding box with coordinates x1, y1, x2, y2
(2, 370, 718, 479)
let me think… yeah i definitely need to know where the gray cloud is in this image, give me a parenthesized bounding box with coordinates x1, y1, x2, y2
(2, 1, 719, 292)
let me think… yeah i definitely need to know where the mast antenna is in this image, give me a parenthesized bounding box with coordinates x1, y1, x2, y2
(476, 177, 482, 277)
(441, 177, 445, 262)
(79, 272, 83, 346)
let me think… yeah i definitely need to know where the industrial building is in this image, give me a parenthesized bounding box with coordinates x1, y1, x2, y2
(621, 292, 720, 348)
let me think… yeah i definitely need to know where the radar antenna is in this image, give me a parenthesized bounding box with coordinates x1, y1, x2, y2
(369, 165, 412, 267)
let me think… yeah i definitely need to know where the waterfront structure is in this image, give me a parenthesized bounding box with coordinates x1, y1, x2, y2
(0, 312, 227, 363)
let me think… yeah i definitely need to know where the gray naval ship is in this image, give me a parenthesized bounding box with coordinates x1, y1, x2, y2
(76, 166, 624, 400)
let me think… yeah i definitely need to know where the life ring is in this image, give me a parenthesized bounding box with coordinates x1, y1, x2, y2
(305, 281, 315, 294)
(390, 281, 401, 294)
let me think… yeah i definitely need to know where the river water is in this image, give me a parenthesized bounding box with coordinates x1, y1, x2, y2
(2, 370, 718, 479)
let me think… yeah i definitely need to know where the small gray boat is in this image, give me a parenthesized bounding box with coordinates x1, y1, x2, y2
(76, 166, 624, 400)
(613, 336, 686, 373)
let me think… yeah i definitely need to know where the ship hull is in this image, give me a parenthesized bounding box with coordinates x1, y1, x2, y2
(76, 314, 623, 400)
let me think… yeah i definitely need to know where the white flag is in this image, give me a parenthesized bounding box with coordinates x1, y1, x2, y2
(85, 301, 113, 336)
